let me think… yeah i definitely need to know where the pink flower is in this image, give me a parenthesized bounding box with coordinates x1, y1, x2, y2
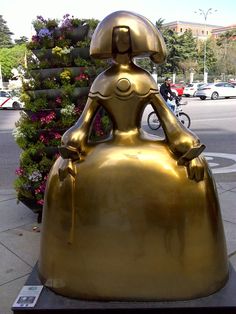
(40, 111, 56, 125)
(15, 168, 24, 176)
(54, 132, 61, 139)
(37, 199, 44, 205)
(39, 134, 49, 144)
(56, 97, 62, 104)
(75, 73, 89, 81)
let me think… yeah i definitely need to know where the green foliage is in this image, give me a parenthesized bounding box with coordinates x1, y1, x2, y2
(159, 29, 198, 75)
(135, 57, 153, 73)
(32, 16, 59, 32)
(85, 18, 99, 30)
(14, 36, 28, 45)
(216, 30, 236, 76)
(197, 38, 217, 74)
(155, 18, 165, 30)
(155, 25, 232, 80)
(157, 29, 178, 74)
(74, 56, 91, 67)
(14, 15, 109, 216)
(0, 15, 13, 48)
(0, 44, 26, 80)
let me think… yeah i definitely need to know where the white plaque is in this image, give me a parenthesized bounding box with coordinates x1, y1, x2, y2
(12, 285, 43, 308)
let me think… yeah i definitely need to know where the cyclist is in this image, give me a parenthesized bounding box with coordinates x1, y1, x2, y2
(160, 77, 176, 111)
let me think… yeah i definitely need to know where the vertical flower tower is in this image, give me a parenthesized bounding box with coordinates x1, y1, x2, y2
(14, 15, 109, 222)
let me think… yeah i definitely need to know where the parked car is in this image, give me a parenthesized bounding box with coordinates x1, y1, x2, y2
(195, 82, 236, 100)
(0, 90, 23, 109)
(170, 83, 185, 96)
(183, 82, 205, 97)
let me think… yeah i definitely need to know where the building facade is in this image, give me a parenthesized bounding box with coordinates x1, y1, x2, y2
(162, 21, 223, 39)
(211, 24, 236, 38)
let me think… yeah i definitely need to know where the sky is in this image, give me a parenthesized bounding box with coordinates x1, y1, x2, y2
(1, 0, 236, 40)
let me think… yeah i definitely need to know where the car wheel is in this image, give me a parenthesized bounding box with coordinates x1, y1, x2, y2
(211, 92, 219, 100)
(200, 96, 206, 100)
(12, 102, 21, 110)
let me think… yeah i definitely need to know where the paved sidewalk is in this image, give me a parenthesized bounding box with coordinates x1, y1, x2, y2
(0, 181, 236, 314)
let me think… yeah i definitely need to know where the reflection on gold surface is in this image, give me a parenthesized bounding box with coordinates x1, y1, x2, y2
(39, 10, 228, 300)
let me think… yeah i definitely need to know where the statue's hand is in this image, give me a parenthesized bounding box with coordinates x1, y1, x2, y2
(58, 146, 81, 161)
(58, 159, 76, 181)
(177, 144, 205, 165)
(59, 129, 86, 161)
(177, 145, 205, 182)
(169, 136, 203, 156)
(186, 157, 205, 182)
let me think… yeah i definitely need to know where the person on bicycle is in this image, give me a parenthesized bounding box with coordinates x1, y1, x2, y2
(160, 77, 176, 111)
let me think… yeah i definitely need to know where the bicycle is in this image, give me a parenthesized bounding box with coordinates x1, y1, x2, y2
(147, 96, 191, 130)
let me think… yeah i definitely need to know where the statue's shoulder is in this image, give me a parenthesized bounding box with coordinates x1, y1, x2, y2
(89, 68, 112, 97)
(89, 65, 158, 97)
(133, 66, 158, 90)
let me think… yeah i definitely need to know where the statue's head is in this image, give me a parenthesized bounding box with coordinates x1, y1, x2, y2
(90, 10, 167, 64)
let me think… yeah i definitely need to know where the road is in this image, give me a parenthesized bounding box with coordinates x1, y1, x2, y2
(0, 98, 236, 189)
(142, 97, 236, 182)
(0, 110, 21, 189)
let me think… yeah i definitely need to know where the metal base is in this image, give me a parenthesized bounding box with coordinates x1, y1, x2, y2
(12, 263, 236, 313)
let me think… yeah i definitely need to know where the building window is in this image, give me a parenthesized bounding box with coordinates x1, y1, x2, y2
(180, 28, 183, 32)
(202, 30, 204, 34)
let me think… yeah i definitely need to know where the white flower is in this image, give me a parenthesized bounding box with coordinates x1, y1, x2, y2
(61, 104, 75, 116)
(12, 127, 25, 140)
(28, 171, 42, 182)
(61, 46, 74, 55)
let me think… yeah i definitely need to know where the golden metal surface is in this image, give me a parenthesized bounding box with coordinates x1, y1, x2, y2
(38, 10, 228, 300)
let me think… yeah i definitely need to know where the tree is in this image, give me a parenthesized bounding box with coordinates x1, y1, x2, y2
(178, 30, 198, 76)
(0, 15, 13, 48)
(155, 18, 165, 30)
(197, 38, 217, 75)
(216, 30, 236, 76)
(0, 44, 26, 80)
(157, 29, 183, 75)
(135, 57, 153, 73)
(152, 26, 198, 77)
(15, 36, 29, 45)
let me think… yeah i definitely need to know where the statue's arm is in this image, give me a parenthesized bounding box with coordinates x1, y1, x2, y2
(59, 97, 99, 160)
(149, 93, 205, 182)
(149, 93, 204, 156)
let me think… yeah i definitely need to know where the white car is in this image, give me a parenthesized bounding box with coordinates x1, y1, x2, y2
(0, 90, 23, 109)
(195, 82, 236, 100)
(183, 82, 205, 97)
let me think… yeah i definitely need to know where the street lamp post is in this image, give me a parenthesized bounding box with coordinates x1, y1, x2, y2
(195, 8, 217, 83)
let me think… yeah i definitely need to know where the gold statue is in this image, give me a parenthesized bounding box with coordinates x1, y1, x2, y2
(39, 11, 228, 300)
